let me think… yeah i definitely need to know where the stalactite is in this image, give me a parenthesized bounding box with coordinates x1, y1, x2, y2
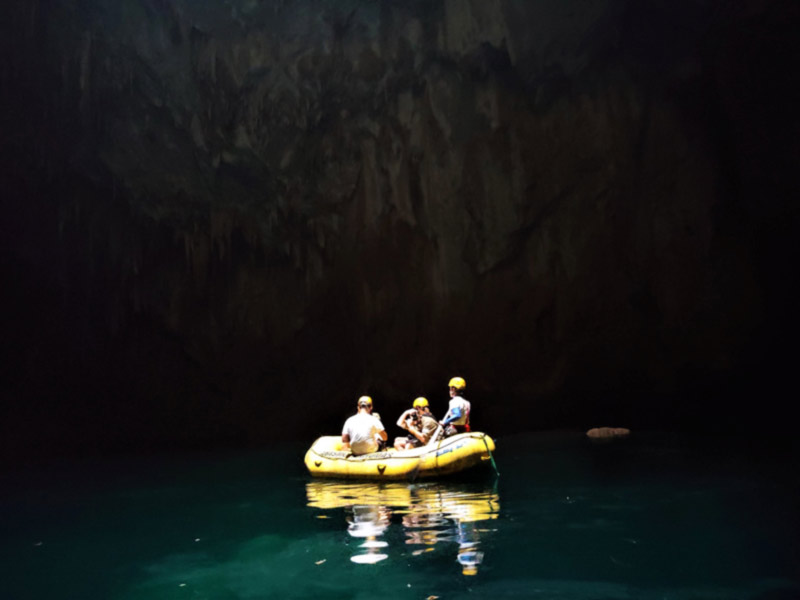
(182, 229, 193, 272)
(209, 210, 233, 262)
(79, 30, 91, 96)
(305, 246, 324, 292)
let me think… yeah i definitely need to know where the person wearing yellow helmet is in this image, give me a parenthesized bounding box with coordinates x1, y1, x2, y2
(394, 397, 439, 450)
(342, 395, 388, 455)
(440, 376, 471, 436)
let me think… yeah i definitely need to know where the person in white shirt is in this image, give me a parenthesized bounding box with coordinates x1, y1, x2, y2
(342, 396, 387, 455)
(440, 376, 471, 436)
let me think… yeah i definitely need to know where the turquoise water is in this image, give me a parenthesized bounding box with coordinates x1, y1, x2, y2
(1, 432, 798, 599)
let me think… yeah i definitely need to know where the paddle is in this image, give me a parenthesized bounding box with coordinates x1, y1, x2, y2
(408, 424, 444, 482)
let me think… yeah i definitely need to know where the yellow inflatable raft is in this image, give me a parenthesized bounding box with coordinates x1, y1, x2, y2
(304, 432, 496, 480)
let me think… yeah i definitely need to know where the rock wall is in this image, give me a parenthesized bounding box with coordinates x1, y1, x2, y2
(2, 0, 797, 454)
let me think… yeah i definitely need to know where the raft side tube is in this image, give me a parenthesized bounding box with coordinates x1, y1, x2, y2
(304, 432, 496, 480)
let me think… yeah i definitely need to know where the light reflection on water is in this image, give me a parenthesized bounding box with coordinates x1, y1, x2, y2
(305, 480, 500, 574)
(4, 434, 797, 599)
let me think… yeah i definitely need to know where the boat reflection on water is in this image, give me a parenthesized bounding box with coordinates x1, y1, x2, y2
(306, 480, 500, 574)
(347, 504, 391, 564)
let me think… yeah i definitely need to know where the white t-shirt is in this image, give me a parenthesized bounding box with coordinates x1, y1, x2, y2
(342, 412, 385, 455)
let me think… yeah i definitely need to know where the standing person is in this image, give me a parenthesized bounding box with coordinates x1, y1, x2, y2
(394, 397, 439, 450)
(440, 376, 471, 436)
(342, 396, 387, 455)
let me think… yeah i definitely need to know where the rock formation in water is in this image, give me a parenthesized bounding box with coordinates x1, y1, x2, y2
(1, 0, 797, 453)
(586, 427, 631, 440)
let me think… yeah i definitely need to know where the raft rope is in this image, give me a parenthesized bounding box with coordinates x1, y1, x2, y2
(478, 434, 500, 477)
(410, 429, 499, 479)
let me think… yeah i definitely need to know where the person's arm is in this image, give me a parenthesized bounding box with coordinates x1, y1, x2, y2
(441, 406, 462, 426)
(407, 422, 428, 445)
(373, 418, 388, 443)
(342, 433, 351, 449)
(396, 409, 414, 430)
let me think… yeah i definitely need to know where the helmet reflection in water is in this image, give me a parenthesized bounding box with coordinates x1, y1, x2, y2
(306, 480, 499, 574)
(456, 521, 484, 576)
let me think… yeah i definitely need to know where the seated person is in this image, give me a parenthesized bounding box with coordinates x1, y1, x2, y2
(342, 396, 387, 455)
(441, 376, 471, 437)
(394, 397, 439, 450)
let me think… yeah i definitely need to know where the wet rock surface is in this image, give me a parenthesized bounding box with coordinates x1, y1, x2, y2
(1, 0, 797, 454)
(586, 427, 631, 439)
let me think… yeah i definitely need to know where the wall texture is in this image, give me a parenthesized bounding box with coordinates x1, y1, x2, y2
(2, 0, 797, 454)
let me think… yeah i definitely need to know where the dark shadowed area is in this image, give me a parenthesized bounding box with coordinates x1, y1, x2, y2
(1, 0, 798, 458)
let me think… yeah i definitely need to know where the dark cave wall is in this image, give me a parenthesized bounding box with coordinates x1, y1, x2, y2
(2, 0, 797, 454)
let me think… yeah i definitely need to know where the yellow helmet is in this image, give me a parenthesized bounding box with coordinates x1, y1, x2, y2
(357, 395, 373, 407)
(413, 397, 429, 408)
(448, 377, 466, 390)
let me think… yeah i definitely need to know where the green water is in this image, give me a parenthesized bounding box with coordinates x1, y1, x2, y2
(1, 432, 798, 599)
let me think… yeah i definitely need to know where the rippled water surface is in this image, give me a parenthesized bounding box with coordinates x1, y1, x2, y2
(2, 432, 798, 599)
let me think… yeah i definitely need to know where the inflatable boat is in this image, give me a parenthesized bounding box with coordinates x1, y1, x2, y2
(304, 431, 497, 480)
